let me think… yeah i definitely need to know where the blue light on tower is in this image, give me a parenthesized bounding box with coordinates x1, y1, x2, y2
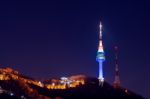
(96, 22, 105, 83)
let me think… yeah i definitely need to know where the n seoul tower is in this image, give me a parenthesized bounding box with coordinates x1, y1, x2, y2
(96, 22, 105, 84)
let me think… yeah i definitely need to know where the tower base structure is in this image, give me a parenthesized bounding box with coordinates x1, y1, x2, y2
(98, 77, 104, 86)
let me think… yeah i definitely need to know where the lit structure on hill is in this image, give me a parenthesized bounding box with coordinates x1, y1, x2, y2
(0, 68, 44, 88)
(96, 22, 105, 84)
(46, 76, 85, 89)
(0, 68, 84, 90)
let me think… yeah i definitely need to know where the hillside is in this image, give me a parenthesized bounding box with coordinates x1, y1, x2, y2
(0, 68, 145, 99)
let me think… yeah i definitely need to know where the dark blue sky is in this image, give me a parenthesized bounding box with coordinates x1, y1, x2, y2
(0, 0, 150, 98)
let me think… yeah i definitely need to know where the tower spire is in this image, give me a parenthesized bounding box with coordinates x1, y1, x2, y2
(99, 21, 102, 40)
(98, 22, 104, 52)
(96, 21, 105, 85)
(113, 46, 121, 88)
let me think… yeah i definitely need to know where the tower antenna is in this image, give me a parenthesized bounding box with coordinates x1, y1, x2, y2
(99, 22, 102, 40)
(113, 46, 121, 88)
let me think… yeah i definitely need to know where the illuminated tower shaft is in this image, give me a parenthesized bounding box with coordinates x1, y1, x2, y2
(98, 59, 103, 81)
(113, 46, 121, 88)
(96, 22, 105, 82)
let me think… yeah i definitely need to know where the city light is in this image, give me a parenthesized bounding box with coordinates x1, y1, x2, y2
(46, 76, 85, 90)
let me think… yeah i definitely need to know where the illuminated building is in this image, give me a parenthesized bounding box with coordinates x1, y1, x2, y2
(113, 46, 121, 88)
(96, 22, 105, 83)
(46, 77, 85, 89)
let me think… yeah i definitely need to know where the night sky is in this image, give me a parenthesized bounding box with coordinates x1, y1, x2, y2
(0, 0, 150, 98)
